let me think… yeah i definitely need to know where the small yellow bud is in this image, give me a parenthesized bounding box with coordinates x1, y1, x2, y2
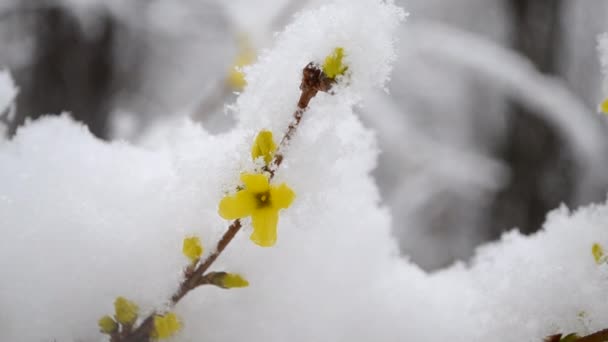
(221, 273, 249, 289)
(322, 47, 348, 79)
(560, 333, 580, 342)
(114, 296, 139, 325)
(182, 236, 203, 263)
(592, 243, 604, 264)
(227, 35, 256, 90)
(251, 130, 277, 165)
(152, 312, 182, 339)
(600, 98, 608, 114)
(98, 315, 118, 334)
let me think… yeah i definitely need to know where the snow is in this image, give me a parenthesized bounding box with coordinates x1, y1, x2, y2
(2, 1, 608, 341)
(380, 22, 608, 268)
(0, 69, 17, 139)
(598, 33, 608, 95)
(0, 69, 16, 114)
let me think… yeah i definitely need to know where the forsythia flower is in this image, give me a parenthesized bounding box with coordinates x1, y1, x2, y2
(219, 173, 295, 247)
(251, 130, 277, 165)
(114, 296, 139, 325)
(322, 47, 348, 79)
(98, 315, 118, 334)
(182, 236, 203, 262)
(152, 312, 182, 339)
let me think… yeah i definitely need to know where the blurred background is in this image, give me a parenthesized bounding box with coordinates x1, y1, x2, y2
(1, 0, 608, 270)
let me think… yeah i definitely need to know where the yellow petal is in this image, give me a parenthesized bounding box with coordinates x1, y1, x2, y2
(251, 130, 277, 164)
(221, 273, 250, 288)
(250, 208, 279, 247)
(152, 312, 182, 339)
(270, 183, 295, 209)
(322, 47, 348, 79)
(241, 173, 270, 193)
(228, 67, 247, 91)
(219, 190, 257, 220)
(114, 297, 139, 325)
(182, 236, 203, 262)
(601, 98, 608, 114)
(227, 34, 256, 90)
(98, 315, 118, 334)
(592, 243, 604, 264)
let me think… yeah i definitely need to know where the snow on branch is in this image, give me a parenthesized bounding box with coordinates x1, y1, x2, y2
(0, 69, 17, 139)
(2, 2, 608, 342)
(405, 22, 608, 201)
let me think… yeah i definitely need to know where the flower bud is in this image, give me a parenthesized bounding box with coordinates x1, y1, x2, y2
(98, 315, 118, 334)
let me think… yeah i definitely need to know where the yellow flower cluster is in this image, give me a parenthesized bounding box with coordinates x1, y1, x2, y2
(95, 47, 349, 341)
(219, 130, 295, 247)
(152, 312, 182, 339)
(98, 296, 140, 335)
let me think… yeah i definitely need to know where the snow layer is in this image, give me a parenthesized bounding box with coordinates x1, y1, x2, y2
(0, 69, 17, 139)
(1, 1, 608, 341)
(0, 70, 16, 114)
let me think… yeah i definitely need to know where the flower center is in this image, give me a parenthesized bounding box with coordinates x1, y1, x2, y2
(256, 192, 271, 208)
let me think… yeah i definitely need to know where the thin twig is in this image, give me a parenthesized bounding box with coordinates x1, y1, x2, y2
(171, 219, 243, 304)
(119, 62, 334, 342)
(269, 62, 334, 178)
(544, 329, 608, 342)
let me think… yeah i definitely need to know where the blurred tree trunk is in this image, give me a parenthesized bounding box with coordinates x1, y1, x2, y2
(489, 0, 575, 236)
(9, 4, 115, 139)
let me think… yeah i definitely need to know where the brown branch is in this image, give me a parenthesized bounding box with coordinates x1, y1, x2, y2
(171, 220, 243, 303)
(544, 329, 608, 342)
(117, 62, 335, 342)
(577, 329, 608, 342)
(544, 335, 562, 342)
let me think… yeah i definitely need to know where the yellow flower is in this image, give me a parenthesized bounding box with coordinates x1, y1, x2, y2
(182, 236, 203, 263)
(98, 315, 118, 334)
(114, 296, 139, 325)
(219, 173, 295, 247)
(251, 130, 277, 165)
(227, 34, 256, 90)
(600, 98, 608, 114)
(592, 243, 605, 264)
(322, 47, 348, 79)
(152, 312, 182, 340)
(221, 273, 249, 289)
